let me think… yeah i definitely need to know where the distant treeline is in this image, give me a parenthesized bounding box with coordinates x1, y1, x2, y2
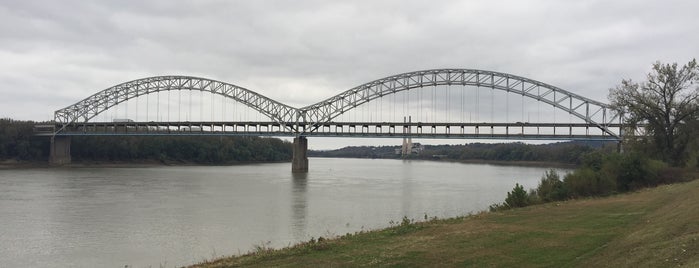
(309, 141, 616, 165)
(0, 118, 293, 163)
(70, 136, 292, 163)
(0, 119, 50, 160)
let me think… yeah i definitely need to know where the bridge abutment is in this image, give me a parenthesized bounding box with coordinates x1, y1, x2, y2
(49, 136, 71, 165)
(292, 136, 308, 173)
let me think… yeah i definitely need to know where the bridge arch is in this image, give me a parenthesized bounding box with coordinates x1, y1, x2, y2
(54, 76, 299, 128)
(300, 69, 622, 137)
(54, 69, 623, 138)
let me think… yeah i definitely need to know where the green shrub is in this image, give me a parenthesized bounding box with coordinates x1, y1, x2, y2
(564, 168, 595, 198)
(563, 151, 686, 198)
(505, 183, 529, 208)
(564, 168, 615, 198)
(536, 169, 567, 202)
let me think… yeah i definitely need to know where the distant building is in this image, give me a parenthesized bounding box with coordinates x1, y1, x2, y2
(411, 143, 424, 154)
(396, 142, 424, 155)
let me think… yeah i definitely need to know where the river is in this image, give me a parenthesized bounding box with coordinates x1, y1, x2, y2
(0, 158, 569, 267)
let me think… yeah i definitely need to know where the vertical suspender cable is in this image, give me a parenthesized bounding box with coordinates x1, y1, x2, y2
(200, 89, 204, 121)
(419, 86, 423, 122)
(506, 90, 509, 123)
(447, 85, 450, 122)
(476, 85, 479, 122)
(124, 89, 128, 120)
(521, 90, 524, 123)
(553, 92, 556, 124)
(491, 86, 494, 122)
(188, 89, 192, 121)
(461, 85, 464, 123)
(233, 91, 237, 122)
(157, 90, 160, 121)
(432, 85, 436, 122)
(133, 89, 137, 121)
(178, 89, 181, 122)
(146, 87, 149, 122)
(392, 90, 395, 122)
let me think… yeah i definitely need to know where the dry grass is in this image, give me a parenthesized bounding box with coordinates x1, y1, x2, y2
(192, 179, 699, 268)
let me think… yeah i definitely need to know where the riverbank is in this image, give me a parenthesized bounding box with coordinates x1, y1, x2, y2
(0, 157, 571, 170)
(0, 159, 50, 169)
(194, 178, 699, 267)
(0, 159, 291, 169)
(313, 156, 579, 169)
(442, 158, 578, 168)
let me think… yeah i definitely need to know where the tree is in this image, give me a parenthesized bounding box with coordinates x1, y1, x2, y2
(536, 169, 567, 202)
(505, 183, 529, 208)
(609, 59, 699, 165)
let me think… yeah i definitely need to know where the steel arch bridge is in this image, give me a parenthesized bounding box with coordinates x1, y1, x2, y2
(52, 69, 623, 137)
(41, 68, 628, 170)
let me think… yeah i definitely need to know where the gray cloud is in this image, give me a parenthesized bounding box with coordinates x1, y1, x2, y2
(1, 0, 697, 125)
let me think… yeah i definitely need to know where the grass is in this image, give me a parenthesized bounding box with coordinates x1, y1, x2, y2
(192, 178, 699, 267)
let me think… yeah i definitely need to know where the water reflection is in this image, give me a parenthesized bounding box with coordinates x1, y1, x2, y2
(401, 160, 414, 218)
(291, 172, 308, 240)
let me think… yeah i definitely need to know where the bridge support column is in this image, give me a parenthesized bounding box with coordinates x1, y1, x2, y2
(49, 136, 71, 165)
(292, 136, 308, 173)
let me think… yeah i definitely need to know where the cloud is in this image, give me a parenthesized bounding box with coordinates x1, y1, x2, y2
(0, 0, 697, 130)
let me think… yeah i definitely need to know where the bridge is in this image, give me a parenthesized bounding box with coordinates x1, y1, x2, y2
(37, 69, 629, 172)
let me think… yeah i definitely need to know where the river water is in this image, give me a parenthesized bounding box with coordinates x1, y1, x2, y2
(0, 158, 568, 267)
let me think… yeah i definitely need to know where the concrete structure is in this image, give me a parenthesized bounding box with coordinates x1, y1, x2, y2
(49, 136, 71, 165)
(401, 116, 413, 157)
(292, 136, 308, 173)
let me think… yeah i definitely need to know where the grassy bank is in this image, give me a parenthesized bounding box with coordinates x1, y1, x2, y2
(193, 178, 699, 267)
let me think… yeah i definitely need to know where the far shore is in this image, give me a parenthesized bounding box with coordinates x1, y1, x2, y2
(1, 157, 576, 170)
(309, 156, 578, 169)
(0, 159, 291, 169)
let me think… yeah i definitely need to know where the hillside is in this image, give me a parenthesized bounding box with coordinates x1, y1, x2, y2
(194, 178, 699, 267)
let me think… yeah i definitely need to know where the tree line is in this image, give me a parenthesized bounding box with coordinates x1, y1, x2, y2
(0, 118, 293, 164)
(309, 141, 613, 165)
(495, 58, 699, 211)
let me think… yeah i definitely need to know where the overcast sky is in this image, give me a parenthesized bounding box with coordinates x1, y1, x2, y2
(1, 0, 697, 148)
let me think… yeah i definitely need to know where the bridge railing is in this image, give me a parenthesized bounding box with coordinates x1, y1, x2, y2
(42, 121, 624, 141)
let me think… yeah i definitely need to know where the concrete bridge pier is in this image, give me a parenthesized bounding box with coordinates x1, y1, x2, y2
(49, 136, 71, 165)
(292, 136, 308, 173)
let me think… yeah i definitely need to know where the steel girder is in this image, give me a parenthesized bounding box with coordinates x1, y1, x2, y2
(54, 69, 623, 139)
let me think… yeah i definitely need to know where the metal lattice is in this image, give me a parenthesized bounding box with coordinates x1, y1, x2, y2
(54, 69, 623, 139)
(301, 69, 622, 137)
(54, 76, 297, 126)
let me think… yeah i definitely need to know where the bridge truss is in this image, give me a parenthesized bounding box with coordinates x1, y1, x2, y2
(49, 69, 626, 141)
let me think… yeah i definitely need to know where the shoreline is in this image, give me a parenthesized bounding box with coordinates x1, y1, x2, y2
(310, 156, 578, 169)
(444, 158, 578, 168)
(1, 157, 575, 169)
(0, 159, 291, 169)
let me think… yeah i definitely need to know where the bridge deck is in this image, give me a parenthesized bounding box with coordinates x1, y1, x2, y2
(35, 121, 623, 141)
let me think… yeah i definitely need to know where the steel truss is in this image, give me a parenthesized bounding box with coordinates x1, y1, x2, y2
(54, 76, 298, 129)
(301, 69, 622, 138)
(53, 69, 624, 139)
